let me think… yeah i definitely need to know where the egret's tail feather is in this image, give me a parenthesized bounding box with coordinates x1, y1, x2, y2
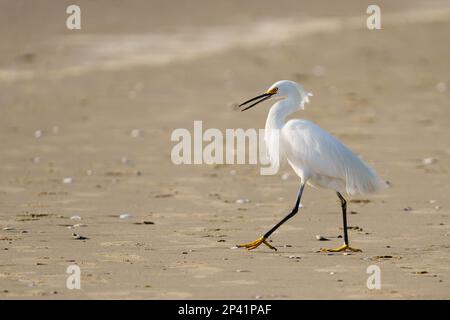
(345, 164, 387, 196)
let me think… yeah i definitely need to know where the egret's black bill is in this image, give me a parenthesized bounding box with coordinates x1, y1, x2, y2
(239, 93, 273, 111)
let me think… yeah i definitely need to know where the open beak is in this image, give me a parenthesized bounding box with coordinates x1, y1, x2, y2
(239, 92, 274, 112)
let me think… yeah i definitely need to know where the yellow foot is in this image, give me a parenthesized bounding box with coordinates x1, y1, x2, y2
(236, 236, 277, 251)
(320, 244, 362, 253)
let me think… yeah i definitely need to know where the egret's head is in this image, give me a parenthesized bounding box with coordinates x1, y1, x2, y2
(239, 80, 312, 111)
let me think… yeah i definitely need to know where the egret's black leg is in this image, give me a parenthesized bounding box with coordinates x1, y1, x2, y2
(237, 183, 305, 251)
(337, 192, 349, 245)
(264, 183, 305, 239)
(320, 192, 362, 252)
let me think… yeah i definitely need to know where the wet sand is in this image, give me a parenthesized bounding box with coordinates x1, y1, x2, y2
(0, 0, 449, 299)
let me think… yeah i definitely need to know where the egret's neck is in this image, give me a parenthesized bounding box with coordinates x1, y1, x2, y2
(263, 90, 305, 169)
(265, 97, 299, 132)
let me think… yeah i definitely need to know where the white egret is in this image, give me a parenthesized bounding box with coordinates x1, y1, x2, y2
(236, 80, 386, 252)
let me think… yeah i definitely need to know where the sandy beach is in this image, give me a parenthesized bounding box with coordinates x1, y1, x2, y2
(0, 0, 449, 299)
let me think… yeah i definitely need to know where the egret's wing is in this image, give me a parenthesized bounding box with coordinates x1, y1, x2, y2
(282, 119, 386, 195)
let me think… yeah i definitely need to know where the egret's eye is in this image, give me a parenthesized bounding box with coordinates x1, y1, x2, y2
(267, 87, 278, 95)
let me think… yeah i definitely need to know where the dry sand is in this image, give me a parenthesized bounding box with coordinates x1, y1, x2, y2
(0, 0, 449, 299)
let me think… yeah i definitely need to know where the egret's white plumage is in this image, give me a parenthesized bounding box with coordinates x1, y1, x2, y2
(236, 80, 386, 252)
(264, 80, 386, 196)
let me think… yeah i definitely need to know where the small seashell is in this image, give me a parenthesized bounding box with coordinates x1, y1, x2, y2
(119, 214, 131, 219)
(236, 198, 250, 204)
(236, 269, 250, 273)
(422, 157, 436, 166)
(62, 177, 73, 184)
(70, 215, 81, 220)
(316, 235, 329, 241)
(34, 130, 43, 139)
(329, 272, 335, 275)
(403, 206, 412, 212)
(288, 255, 301, 259)
(72, 233, 88, 240)
(2, 227, 14, 231)
(130, 129, 141, 138)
